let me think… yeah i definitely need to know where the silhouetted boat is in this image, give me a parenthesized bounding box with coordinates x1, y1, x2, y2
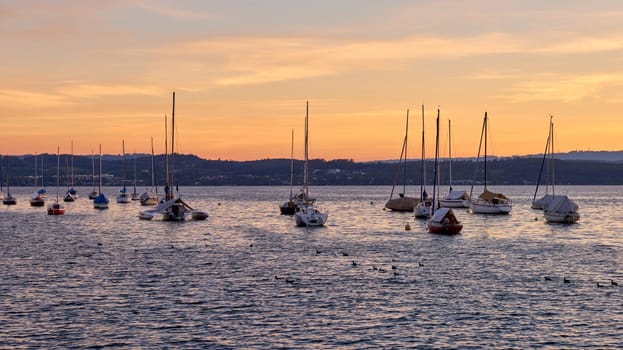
(385, 109, 417, 212)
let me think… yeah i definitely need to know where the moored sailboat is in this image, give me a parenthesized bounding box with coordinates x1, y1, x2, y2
(532, 116, 556, 210)
(385, 109, 417, 212)
(468, 112, 512, 214)
(116, 139, 131, 204)
(88, 149, 98, 199)
(139, 137, 158, 206)
(3, 156, 16, 205)
(93, 144, 109, 209)
(294, 101, 328, 227)
(279, 129, 303, 215)
(30, 153, 45, 207)
(439, 119, 469, 208)
(427, 109, 463, 234)
(139, 92, 207, 221)
(47, 146, 65, 215)
(415, 105, 432, 218)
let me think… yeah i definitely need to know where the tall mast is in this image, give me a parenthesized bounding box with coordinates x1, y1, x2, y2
(122, 139, 126, 189)
(98, 144, 102, 193)
(91, 149, 96, 192)
(41, 154, 45, 189)
(34, 153, 38, 188)
(151, 137, 157, 195)
(431, 109, 440, 215)
(303, 101, 309, 198)
(289, 128, 294, 199)
(403, 109, 409, 196)
(56, 146, 60, 201)
(70, 140, 74, 188)
(550, 116, 555, 196)
(171, 91, 176, 197)
(420, 104, 425, 200)
(164, 114, 170, 200)
(133, 152, 137, 193)
(448, 119, 452, 190)
(484, 112, 488, 190)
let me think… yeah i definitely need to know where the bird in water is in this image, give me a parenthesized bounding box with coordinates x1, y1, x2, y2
(351, 261, 357, 267)
(544, 276, 552, 281)
(611, 279, 618, 286)
(563, 277, 570, 283)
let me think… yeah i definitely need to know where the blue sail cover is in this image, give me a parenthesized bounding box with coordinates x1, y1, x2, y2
(69, 187, 77, 195)
(94, 193, 109, 204)
(37, 188, 47, 195)
(120, 185, 127, 193)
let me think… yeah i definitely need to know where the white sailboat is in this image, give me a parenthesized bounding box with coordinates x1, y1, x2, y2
(385, 109, 417, 212)
(30, 153, 45, 207)
(47, 146, 65, 215)
(532, 116, 555, 210)
(439, 119, 469, 208)
(131, 152, 140, 200)
(116, 139, 131, 204)
(415, 105, 432, 218)
(468, 112, 512, 214)
(139, 137, 159, 206)
(294, 101, 328, 227)
(3, 155, 16, 205)
(139, 92, 208, 221)
(279, 129, 305, 215)
(65, 140, 78, 200)
(88, 149, 98, 199)
(93, 144, 109, 209)
(427, 109, 463, 234)
(37, 155, 47, 199)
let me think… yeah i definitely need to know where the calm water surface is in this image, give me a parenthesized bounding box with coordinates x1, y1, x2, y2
(1, 185, 622, 348)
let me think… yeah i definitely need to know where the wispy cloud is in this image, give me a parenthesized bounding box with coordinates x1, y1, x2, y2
(0, 89, 67, 108)
(129, 0, 212, 20)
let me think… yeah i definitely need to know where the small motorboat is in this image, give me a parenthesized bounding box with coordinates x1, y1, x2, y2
(544, 195, 580, 224)
(427, 207, 463, 234)
(47, 202, 65, 215)
(30, 192, 45, 207)
(294, 204, 328, 227)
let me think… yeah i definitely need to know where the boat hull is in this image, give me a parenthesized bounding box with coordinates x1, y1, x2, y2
(544, 211, 580, 224)
(427, 221, 463, 234)
(280, 202, 297, 215)
(3, 196, 17, 205)
(439, 199, 469, 208)
(47, 203, 65, 215)
(469, 200, 512, 214)
(294, 206, 328, 227)
(384, 196, 417, 212)
(30, 199, 45, 207)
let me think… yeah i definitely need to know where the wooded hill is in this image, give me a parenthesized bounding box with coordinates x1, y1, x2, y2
(3, 154, 623, 186)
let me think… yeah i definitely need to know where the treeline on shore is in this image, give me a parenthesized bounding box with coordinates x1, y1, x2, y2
(2, 154, 623, 186)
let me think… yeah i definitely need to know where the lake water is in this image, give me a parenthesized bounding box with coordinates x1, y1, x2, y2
(1, 185, 622, 348)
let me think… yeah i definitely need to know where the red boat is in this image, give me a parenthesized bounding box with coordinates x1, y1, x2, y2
(427, 208, 463, 234)
(30, 193, 45, 207)
(47, 202, 65, 215)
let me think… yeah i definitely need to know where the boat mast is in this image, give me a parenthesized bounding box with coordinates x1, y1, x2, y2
(550, 115, 555, 196)
(469, 112, 487, 199)
(122, 139, 127, 191)
(431, 109, 440, 215)
(91, 149, 96, 192)
(98, 144, 102, 194)
(41, 154, 45, 190)
(448, 119, 452, 191)
(533, 119, 551, 201)
(483, 112, 488, 191)
(402, 109, 409, 196)
(151, 137, 158, 196)
(70, 140, 74, 189)
(133, 152, 137, 194)
(164, 113, 170, 200)
(289, 128, 294, 199)
(171, 91, 176, 197)
(34, 153, 38, 189)
(420, 104, 425, 200)
(56, 147, 60, 201)
(303, 101, 309, 198)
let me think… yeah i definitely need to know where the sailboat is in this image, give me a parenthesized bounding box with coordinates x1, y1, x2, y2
(531, 116, 555, 210)
(93, 144, 110, 209)
(439, 119, 469, 208)
(0, 155, 4, 201)
(415, 105, 432, 218)
(294, 101, 328, 227)
(47, 146, 65, 215)
(88, 149, 98, 199)
(385, 109, 417, 212)
(3, 155, 17, 205)
(116, 139, 131, 203)
(468, 112, 512, 214)
(536, 117, 580, 223)
(66, 140, 78, 200)
(279, 129, 302, 215)
(139, 137, 158, 206)
(37, 155, 47, 199)
(131, 153, 140, 200)
(139, 92, 208, 221)
(30, 153, 46, 207)
(428, 109, 463, 234)
(63, 156, 75, 202)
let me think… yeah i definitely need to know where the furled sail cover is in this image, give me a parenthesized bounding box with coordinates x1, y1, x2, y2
(478, 189, 508, 201)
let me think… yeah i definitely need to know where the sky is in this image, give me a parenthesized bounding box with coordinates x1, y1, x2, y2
(2, 0, 623, 161)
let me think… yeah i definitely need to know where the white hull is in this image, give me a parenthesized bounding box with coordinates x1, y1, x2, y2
(116, 194, 131, 203)
(439, 199, 468, 208)
(294, 206, 328, 227)
(469, 200, 512, 214)
(544, 211, 580, 224)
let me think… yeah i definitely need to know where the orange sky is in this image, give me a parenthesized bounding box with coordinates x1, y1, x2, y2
(1, 1, 623, 161)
